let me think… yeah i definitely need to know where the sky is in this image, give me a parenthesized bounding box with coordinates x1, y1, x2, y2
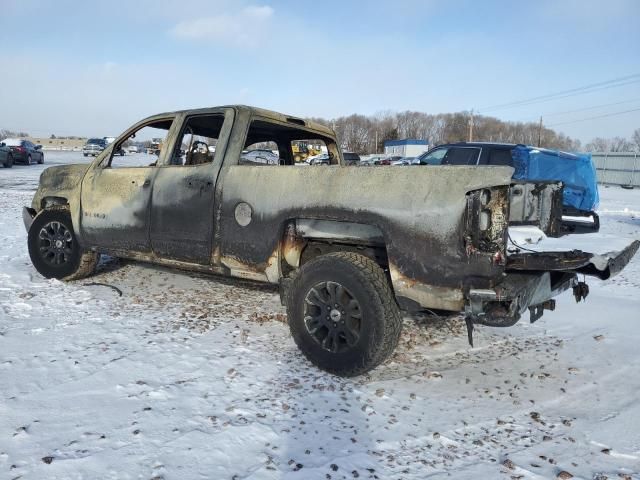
(0, 0, 639, 144)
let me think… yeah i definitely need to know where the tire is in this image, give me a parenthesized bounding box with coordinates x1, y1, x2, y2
(286, 252, 402, 377)
(2, 154, 12, 168)
(83, 153, 88, 157)
(38, 153, 44, 164)
(27, 154, 32, 165)
(27, 209, 99, 281)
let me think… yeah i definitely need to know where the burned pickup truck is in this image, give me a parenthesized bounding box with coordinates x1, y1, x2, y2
(23, 105, 639, 376)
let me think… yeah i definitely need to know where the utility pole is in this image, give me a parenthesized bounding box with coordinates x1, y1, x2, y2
(468, 110, 474, 142)
(537, 116, 543, 147)
(375, 130, 378, 153)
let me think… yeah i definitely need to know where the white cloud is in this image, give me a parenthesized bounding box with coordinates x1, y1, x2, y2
(170, 5, 274, 47)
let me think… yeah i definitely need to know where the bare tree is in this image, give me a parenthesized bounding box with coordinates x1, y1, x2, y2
(305, 110, 582, 154)
(0, 129, 30, 141)
(632, 128, 640, 152)
(585, 136, 634, 152)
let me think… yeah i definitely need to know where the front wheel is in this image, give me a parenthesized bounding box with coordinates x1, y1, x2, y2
(286, 252, 402, 377)
(38, 154, 44, 164)
(27, 154, 33, 165)
(27, 209, 99, 280)
(2, 154, 12, 168)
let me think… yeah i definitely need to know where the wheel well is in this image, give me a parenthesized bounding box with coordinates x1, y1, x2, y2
(300, 241, 388, 268)
(41, 196, 69, 210)
(279, 219, 389, 278)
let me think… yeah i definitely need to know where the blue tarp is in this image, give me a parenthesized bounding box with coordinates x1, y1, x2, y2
(511, 146, 599, 212)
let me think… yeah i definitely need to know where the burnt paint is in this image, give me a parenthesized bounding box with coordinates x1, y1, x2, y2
(79, 166, 155, 252)
(216, 165, 515, 289)
(149, 166, 216, 263)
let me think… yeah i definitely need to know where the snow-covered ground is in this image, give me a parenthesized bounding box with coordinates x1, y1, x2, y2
(1, 151, 640, 480)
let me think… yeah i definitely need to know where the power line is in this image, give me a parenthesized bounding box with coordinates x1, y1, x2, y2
(478, 73, 640, 113)
(479, 74, 640, 112)
(540, 97, 640, 117)
(481, 78, 640, 113)
(518, 97, 640, 122)
(547, 107, 640, 127)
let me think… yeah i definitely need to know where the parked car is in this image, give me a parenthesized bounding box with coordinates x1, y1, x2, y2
(22, 105, 638, 377)
(373, 155, 402, 165)
(308, 153, 330, 165)
(0, 141, 14, 168)
(83, 138, 108, 157)
(240, 149, 280, 165)
(104, 137, 126, 156)
(416, 142, 600, 232)
(342, 152, 361, 166)
(360, 155, 383, 166)
(1, 138, 44, 165)
(391, 157, 417, 166)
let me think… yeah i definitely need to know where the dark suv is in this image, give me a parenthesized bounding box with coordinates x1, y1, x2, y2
(342, 152, 361, 166)
(416, 142, 600, 231)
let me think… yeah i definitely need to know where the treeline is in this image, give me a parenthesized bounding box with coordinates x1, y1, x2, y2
(0, 129, 30, 140)
(585, 129, 640, 152)
(307, 111, 583, 154)
(4, 121, 639, 154)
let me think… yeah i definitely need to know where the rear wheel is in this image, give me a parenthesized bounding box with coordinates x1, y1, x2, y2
(286, 252, 402, 377)
(27, 209, 99, 280)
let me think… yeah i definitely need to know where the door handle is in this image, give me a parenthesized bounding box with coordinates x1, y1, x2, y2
(142, 179, 151, 187)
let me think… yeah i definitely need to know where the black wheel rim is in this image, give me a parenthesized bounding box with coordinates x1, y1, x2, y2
(38, 221, 74, 267)
(304, 281, 362, 353)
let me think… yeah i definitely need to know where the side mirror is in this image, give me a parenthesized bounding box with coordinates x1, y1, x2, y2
(0, 142, 5, 147)
(35, 144, 42, 150)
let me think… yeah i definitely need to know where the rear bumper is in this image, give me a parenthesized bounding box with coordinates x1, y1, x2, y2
(465, 239, 640, 326)
(466, 271, 577, 326)
(507, 240, 640, 280)
(22, 206, 36, 232)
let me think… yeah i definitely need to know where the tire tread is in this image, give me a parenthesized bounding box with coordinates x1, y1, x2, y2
(287, 251, 402, 377)
(28, 208, 98, 281)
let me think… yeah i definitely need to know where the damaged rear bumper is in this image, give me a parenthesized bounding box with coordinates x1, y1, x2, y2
(465, 239, 639, 329)
(507, 240, 640, 280)
(466, 271, 578, 327)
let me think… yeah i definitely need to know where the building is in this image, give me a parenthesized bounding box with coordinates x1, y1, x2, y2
(384, 139, 429, 157)
(26, 137, 87, 151)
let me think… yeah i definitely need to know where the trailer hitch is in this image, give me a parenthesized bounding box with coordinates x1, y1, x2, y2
(573, 281, 589, 302)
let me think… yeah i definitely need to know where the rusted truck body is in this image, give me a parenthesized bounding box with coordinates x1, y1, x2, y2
(23, 105, 639, 376)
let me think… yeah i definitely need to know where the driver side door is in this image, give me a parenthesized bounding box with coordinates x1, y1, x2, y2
(149, 110, 233, 264)
(80, 117, 178, 253)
